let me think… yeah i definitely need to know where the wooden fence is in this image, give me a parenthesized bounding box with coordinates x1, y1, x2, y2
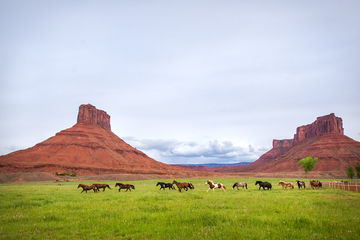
(323, 181, 360, 193)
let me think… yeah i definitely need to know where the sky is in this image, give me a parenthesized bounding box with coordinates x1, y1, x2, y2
(1, 0, 360, 164)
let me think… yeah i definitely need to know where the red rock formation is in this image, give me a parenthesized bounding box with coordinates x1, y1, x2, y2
(0, 104, 199, 177)
(293, 113, 343, 143)
(77, 104, 111, 131)
(215, 113, 360, 177)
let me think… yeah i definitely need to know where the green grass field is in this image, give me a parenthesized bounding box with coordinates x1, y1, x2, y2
(1, 178, 359, 240)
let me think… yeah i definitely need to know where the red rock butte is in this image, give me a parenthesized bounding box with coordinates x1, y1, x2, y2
(215, 113, 360, 178)
(0, 104, 197, 177)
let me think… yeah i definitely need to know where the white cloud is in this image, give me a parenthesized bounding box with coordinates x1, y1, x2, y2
(123, 137, 268, 164)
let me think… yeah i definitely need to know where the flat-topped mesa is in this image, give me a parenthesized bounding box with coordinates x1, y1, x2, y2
(271, 113, 343, 150)
(294, 113, 343, 143)
(77, 104, 111, 131)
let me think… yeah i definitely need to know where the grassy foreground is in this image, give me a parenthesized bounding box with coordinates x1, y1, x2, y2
(0, 178, 359, 240)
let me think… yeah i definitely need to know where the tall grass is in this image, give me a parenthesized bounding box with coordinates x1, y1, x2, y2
(0, 178, 359, 239)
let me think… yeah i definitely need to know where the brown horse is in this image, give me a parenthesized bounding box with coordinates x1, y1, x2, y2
(278, 181, 294, 189)
(205, 180, 226, 192)
(77, 184, 97, 193)
(115, 183, 135, 192)
(172, 180, 191, 192)
(310, 180, 322, 189)
(93, 183, 111, 192)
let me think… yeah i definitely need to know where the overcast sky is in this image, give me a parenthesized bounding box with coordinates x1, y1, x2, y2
(1, 1, 360, 164)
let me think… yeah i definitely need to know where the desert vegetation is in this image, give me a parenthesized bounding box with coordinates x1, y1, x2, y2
(0, 178, 359, 240)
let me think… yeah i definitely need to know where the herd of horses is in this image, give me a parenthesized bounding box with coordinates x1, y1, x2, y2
(77, 179, 323, 193)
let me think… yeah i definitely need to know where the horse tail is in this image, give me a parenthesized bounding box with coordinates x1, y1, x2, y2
(245, 183, 247, 189)
(232, 183, 236, 189)
(223, 185, 226, 190)
(107, 185, 111, 189)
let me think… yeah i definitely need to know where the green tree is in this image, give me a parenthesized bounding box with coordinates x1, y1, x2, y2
(355, 163, 360, 178)
(346, 166, 354, 179)
(297, 157, 318, 174)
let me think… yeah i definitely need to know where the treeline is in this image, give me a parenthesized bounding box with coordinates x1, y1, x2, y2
(346, 163, 360, 179)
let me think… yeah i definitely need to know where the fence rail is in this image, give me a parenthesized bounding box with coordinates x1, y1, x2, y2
(323, 181, 360, 192)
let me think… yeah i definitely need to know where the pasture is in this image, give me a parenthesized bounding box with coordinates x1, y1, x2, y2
(0, 178, 359, 240)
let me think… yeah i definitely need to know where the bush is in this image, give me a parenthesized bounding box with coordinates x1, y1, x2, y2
(355, 163, 360, 178)
(346, 166, 354, 179)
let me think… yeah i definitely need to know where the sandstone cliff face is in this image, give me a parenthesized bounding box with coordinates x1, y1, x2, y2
(268, 114, 343, 154)
(293, 113, 343, 143)
(77, 104, 111, 131)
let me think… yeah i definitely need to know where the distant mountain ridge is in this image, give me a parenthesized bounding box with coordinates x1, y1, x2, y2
(174, 162, 251, 168)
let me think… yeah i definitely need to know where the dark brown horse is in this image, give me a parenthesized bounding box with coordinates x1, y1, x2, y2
(255, 181, 272, 190)
(172, 180, 191, 192)
(156, 182, 175, 190)
(93, 183, 111, 192)
(310, 180, 322, 189)
(115, 183, 135, 192)
(77, 184, 97, 193)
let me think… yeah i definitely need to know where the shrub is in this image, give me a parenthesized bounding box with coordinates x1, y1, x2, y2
(346, 166, 354, 179)
(355, 163, 360, 178)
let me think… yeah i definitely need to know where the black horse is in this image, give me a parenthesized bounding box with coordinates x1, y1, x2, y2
(296, 180, 306, 189)
(156, 182, 175, 190)
(255, 181, 272, 190)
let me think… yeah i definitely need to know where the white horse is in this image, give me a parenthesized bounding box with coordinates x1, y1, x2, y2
(232, 182, 247, 190)
(205, 180, 226, 192)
